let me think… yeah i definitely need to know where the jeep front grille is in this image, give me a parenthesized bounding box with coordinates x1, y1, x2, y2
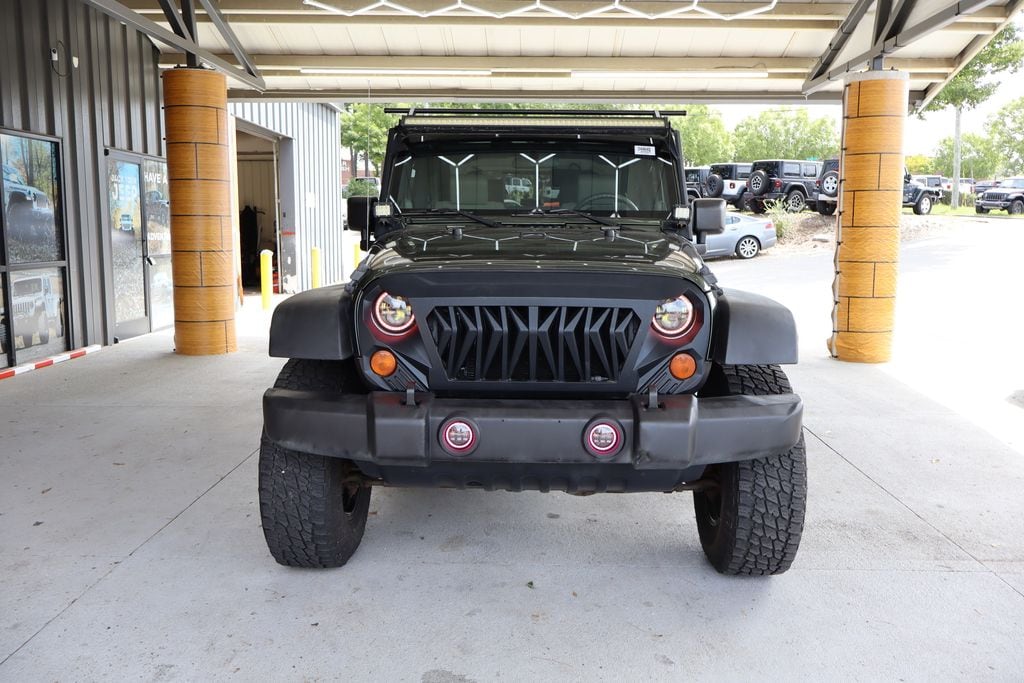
(426, 305, 641, 382)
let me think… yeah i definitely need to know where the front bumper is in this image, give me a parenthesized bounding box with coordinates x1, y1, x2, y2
(976, 200, 1011, 209)
(263, 389, 803, 472)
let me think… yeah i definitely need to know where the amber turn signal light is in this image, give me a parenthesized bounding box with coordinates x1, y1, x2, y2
(370, 349, 398, 377)
(669, 353, 697, 380)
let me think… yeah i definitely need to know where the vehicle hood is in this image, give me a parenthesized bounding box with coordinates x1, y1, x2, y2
(360, 223, 706, 283)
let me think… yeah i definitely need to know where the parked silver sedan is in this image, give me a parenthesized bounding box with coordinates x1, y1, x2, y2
(704, 212, 778, 259)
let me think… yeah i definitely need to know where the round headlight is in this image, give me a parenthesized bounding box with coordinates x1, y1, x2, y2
(373, 292, 415, 334)
(652, 295, 696, 338)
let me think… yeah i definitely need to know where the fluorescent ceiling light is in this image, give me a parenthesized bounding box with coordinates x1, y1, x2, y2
(299, 68, 492, 76)
(571, 70, 769, 79)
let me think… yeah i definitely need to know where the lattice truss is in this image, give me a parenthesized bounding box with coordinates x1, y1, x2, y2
(304, 0, 780, 21)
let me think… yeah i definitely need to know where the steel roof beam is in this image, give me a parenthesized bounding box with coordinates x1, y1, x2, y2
(196, 0, 262, 80)
(80, 0, 265, 89)
(801, 0, 1001, 96)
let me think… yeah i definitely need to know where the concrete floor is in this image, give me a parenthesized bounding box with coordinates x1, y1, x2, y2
(2, 223, 1023, 680)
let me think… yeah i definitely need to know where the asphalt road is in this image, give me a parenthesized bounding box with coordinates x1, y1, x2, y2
(1, 224, 1022, 681)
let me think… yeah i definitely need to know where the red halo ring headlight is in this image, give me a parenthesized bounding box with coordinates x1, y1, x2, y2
(652, 294, 697, 339)
(583, 418, 624, 459)
(440, 418, 478, 456)
(372, 291, 415, 335)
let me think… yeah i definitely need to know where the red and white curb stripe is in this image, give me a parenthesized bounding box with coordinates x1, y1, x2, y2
(0, 345, 102, 381)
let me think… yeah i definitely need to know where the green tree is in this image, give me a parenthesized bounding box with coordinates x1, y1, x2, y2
(671, 104, 734, 165)
(343, 178, 380, 198)
(732, 108, 839, 162)
(339, 104, 395, 175)
(987, 96, 1024, 176)
(931, 133, 1003, 180)
(922, 25, 1024, 207)
(905, 154, 935, 175)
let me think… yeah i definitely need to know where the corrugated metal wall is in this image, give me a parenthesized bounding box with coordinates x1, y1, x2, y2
(227, 102, 346, 290)
(0, 0, 164, 347)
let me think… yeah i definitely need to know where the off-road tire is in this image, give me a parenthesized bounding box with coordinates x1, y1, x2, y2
(784, 189, 807, 213)
(1010, 199, 1024, 215)
(706, 174, 724, 198)
(749, 200, 766, 215)
(748, 170, 770, 196)
(975, 206, 989, 214)
(913, 194, 932, 215)
(259, 359, 371, 568)
(693, 364, 807, 575)
(734, 194, 747, 212)
(820, 170, 839, 198)
(817, 202, 836, 216)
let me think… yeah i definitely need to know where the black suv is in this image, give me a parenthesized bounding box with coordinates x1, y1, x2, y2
(706, 163, 753, 210)
(742, 159, 822, 214)
(261, 110, 806, 575)
(976, 177, 1024, 215)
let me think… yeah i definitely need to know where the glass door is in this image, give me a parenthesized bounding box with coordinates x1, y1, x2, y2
(143, 159, 173, 330)
(108, 157, 149, 340)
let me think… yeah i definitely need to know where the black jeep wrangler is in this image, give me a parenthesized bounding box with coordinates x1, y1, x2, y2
(260, 110, 806, 575)
(742, 159, 822, 214)
(975, 177, 1024, 215)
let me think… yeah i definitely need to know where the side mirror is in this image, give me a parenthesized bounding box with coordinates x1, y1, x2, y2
(346, 196, 377, 233)
(690, 198, 726, 243)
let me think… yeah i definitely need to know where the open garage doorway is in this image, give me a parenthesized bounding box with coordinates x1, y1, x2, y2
(234, 126, 282, 298)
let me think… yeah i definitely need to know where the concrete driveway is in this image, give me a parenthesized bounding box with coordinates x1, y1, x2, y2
(1, 223, 1022, 680)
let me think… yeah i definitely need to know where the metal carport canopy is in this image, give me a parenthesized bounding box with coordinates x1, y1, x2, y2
(111, 0, 1021, 110)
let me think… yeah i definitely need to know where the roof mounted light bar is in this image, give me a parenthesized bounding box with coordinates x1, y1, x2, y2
(383, 108, 687, 118)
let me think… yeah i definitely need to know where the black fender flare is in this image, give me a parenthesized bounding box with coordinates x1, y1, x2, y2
(710, 288, 798, 366)
(269, 284, 355, 360)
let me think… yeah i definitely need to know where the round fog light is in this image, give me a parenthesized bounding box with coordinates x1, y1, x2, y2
(669, 353, 697, 380)
(440, 418, 477, 455)
(370, 349, 397, 377)
(583, 419, 623, 458)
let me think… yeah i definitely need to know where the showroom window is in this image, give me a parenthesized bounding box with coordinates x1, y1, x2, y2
(0, 130, 69, 368)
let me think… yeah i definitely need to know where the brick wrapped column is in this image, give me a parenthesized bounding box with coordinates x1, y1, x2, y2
(828, 70, 908, 363)
(163, 67, 237, 355)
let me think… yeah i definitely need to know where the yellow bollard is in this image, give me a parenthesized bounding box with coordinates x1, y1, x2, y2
(260, 249, 273, 310)
(311, 246, 322, 289)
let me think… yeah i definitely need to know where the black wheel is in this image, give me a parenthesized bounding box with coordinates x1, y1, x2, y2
(784, 189, 807, 213)
(817, 202, 836, 216)
(259, 359, 371, 568)
(749, 200, 766, 215)
(820, 170, 839, 198)
(706, 174, 724, 198)
(913, 194, 932, 215)
(693, 364, 807, 575)
(1010, 199, 1024, 215)
(748, 170, 770, 197)
(734, 194, 747, 212)
(735, 236, 760, 259)
(975, 206, 989, 214)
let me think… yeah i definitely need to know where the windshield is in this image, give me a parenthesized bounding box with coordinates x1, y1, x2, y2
(387, 149, 679, 219)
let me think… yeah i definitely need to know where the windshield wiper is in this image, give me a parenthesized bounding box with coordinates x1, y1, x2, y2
(403, 208, 501, 228)
(516, 208, 620, 227)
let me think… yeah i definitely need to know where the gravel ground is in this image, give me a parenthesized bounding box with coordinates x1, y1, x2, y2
(770, 211, 990, 255)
